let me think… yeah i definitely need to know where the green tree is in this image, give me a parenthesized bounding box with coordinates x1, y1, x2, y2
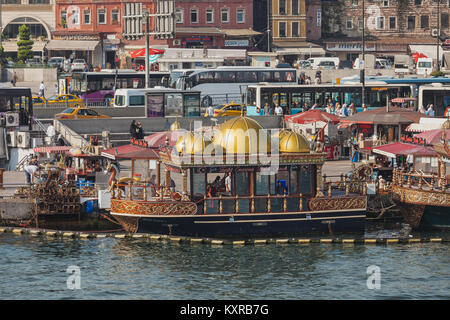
(17, 24, 34, 62)
(0, 45, 5, 66)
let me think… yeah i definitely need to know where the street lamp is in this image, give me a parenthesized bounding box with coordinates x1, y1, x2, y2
(143, 10, 150, 88)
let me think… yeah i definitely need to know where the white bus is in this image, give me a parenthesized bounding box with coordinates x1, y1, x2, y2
(169, 66, 298, 107)
(418, 84, 450, 116)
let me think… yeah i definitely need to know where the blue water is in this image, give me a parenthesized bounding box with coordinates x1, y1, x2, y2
(0, 231, 449, 300)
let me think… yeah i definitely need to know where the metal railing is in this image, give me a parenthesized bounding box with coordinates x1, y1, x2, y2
(392, 168, 448, 192)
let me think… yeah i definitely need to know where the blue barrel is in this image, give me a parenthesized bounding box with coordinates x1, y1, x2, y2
(84, 200, 94, 214)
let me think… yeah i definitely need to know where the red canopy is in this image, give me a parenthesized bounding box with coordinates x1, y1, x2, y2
(34, 146, 72, 154)
(115, 148, 159, 160)
(101, 144, 144, 160)
(414, 129, 450, 145)
(372, 142, 436, 158)
(144, 130, 185, 148)
(130, 48, 165, 58)
(391, 97, 416, 103)
(285, 109, 341, 124)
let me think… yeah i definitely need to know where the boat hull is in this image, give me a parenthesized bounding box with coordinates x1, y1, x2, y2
(111, 210, 366, 238)
(421, 205, 450, 229)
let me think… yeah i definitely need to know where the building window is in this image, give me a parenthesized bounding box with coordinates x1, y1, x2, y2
(414, 0, 421, 5)
(292, 21, 299, 37)
(279, 0, 286, 15)
(28, 0, 50, 4)
(279, 22, 286, 37)
(98, 9, 106, 24)
(111, 9, 119, 25)
(383, 0, 389, 6)
(376, 16, 385, 29)
(237, 9, 245, 23)
(420, 15, 429, 28)
(190, 9, 198, 23)
(60, 10, 67, 26)
(175, 9, 183, 23)
(407, 16, 415, 29)
(71, 9, 80, 25)
(358, 18, 363, 30)
(346, 19, 353, 29)
(389, 16, 396, 29)
(292, 0, 299, 15)
(442, 13, 449, 29)
(221, 8, 229, 23)
(84, 10, 91, 24)
(206, 9, 214, 23)
(351, 0, 358, 6)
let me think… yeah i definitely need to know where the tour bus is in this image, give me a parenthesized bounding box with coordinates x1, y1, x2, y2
(246, 83, 413, 115)
(170, 66, 298, 108)
(61, 69, 170, 106)
(113, 87, 202, 117)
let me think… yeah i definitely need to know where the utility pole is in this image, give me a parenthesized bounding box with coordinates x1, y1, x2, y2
(361, 0, 365, 108)
(144, 10, 150, 88)
(267, 0, 271, 52)
(437, 0, 441, 72)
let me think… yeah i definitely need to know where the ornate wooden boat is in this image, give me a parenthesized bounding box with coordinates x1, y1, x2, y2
(108, 116, 367, 238)
(391, 119, 450, 229)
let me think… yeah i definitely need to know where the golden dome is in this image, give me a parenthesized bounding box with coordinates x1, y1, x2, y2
(272, 129, 290, 140)
(279, 131, 310, 153)
(175, 132, 212, 154)
(170, 119, 182, 131)
(442, 118, 450, 130)
(213, 116, 271, 154)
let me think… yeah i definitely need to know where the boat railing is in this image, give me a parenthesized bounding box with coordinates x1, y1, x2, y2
(111, 177, 369, 214)
(392, 168, 448, 192)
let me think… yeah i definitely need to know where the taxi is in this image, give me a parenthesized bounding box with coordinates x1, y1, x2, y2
(204, 102, 245, 117)
(38, 94, 85, 108)
(54, 107, 111, 120)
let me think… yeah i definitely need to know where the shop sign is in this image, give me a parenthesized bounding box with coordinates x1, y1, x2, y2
(326, 43, 376, 51)
(184, 36, 212, 42)
(225, 40, 249, 47)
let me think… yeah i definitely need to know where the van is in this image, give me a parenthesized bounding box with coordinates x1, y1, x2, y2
(113, 89, 147, 108)
(394, 55, 414, 75)
(308, 57, 340, 69)
(416, 57, 433, 76)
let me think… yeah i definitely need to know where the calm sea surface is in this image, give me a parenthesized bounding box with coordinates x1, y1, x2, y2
(0, 229, 449, 300)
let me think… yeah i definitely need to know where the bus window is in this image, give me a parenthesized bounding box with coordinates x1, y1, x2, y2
(197, 71, 216, 85)
(236, 71, 258, 83)
(165, 93, 183, 117)
(218, 71, 236, 83)
(258, 71, 272, 82)
(247, 88, 256, 105)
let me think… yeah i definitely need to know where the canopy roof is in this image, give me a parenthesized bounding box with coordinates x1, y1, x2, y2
(372, 142, 437, 158)
(34, 146, 72, 154)
(285, 109, 341, 125)
(340, 107, 424, 125)
(414, 129, 450, 145)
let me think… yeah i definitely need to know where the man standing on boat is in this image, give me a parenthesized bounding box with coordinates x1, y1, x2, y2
(225, 172, 232, 195)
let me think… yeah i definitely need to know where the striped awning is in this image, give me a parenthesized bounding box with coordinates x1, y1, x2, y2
(34, 146, 72, 154)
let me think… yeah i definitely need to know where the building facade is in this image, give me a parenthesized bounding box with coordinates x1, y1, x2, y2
(322, 0, 450, 64)
(172, 0, 258, 50)
(0, 0, 56, 59)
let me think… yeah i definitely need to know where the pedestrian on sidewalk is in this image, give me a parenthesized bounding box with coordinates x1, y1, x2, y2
(11, 71, 17, 87)
(39, 81, 46, 98)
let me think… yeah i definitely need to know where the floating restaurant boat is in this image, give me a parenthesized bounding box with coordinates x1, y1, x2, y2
(108, 116, 367, 238)
(390, 119, 450, 229)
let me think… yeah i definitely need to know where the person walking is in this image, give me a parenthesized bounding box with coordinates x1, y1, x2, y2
(39, 81, 46, 98)
(11, 71, 17, 87)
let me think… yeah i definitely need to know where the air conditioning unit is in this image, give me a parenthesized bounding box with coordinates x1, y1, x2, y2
(431, 29, 441, 37)
(7, 131, 17, 147)
(5, 112, 19, 127)
(17, 132, 30, 148)
(173, 39, 181, 46)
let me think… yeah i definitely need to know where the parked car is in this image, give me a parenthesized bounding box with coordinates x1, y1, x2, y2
(5, 60, 15, 68)
(48, 57, 65, 70)
(26, 58, 43, 67)
(339, 61, 353, 69)
(70, 59, 88, 72)
(297, 60, 312, 69)
(54, 107, 111, 120)
(317, 61, 338, 69)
